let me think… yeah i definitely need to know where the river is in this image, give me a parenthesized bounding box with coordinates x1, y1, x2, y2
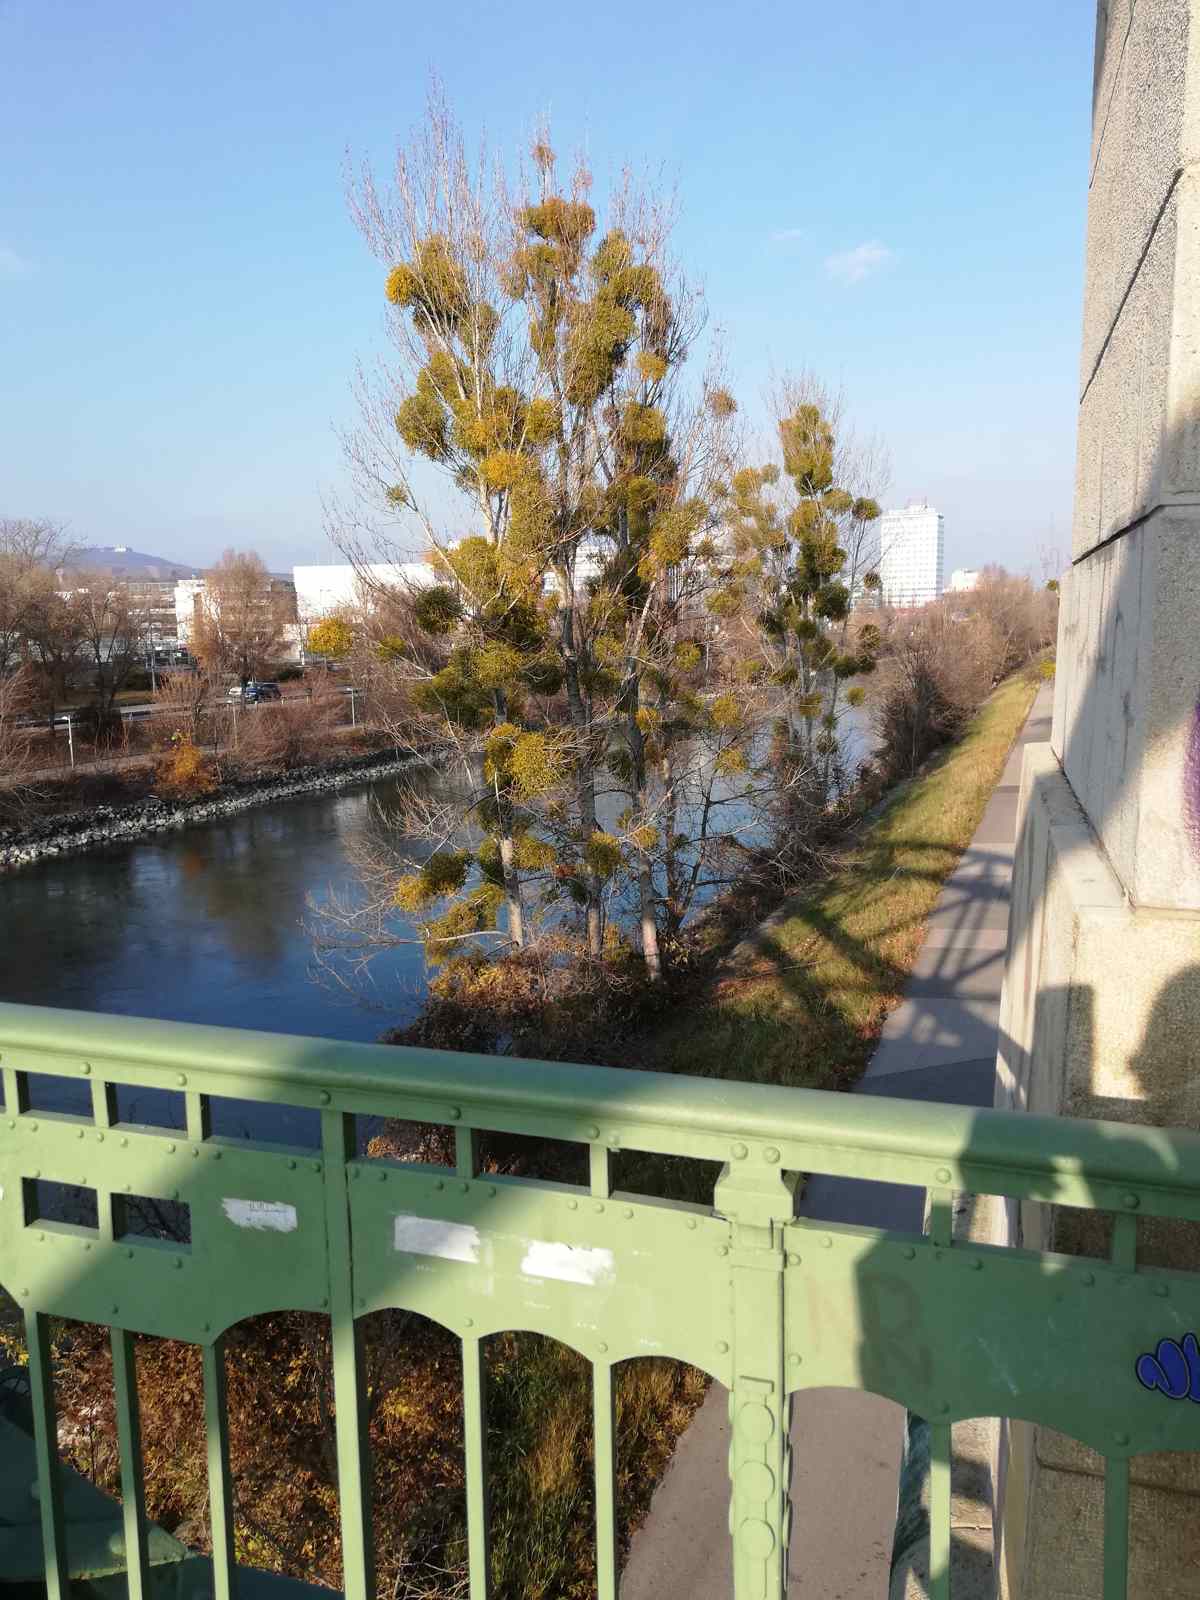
(1, 705, 872, 1138)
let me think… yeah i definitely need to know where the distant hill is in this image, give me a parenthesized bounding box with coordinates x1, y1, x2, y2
(58, 545, 202, 581)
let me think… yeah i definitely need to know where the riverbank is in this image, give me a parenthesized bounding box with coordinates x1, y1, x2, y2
(0, 744, 422, 872)
(641, 668, 1040, 1089)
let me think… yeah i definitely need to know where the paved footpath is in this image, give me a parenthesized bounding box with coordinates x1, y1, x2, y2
(622, 683, 1053, 1599)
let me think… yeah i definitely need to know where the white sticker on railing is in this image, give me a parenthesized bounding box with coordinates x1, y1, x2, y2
(520, 1240, 615, 1287)
(222, 1198, 299, 1233)
(393, 1214, 481, 1264)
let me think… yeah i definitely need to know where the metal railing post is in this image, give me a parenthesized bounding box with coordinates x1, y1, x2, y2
(714, 1159, 798, 1600)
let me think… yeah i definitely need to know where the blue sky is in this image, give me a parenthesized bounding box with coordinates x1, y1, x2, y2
(1, 0, 1094, 577)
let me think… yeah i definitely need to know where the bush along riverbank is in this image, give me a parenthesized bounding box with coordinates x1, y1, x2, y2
(0, 745, 420, 871)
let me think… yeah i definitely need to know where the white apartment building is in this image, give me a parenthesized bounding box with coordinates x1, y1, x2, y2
(948, 567, 981, 593)
(878, 502, 945, 608)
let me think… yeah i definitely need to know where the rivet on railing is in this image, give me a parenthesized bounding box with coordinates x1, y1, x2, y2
(969, 1258, 983, 1271)
(95, 1132, 104, 1143)
(433, 1178, 443, 1190)
(902, 1246, 916, 1260)
(764, 1146, 780, 1163)
(320, 1297, 328, 1308)
(789, 1353, 802, 1366)
(787, 1252, 801, 1266)
(567, 1199, 578, 1210)
(6, 1118, 13, 1129)
(212, 1150, 221, 1160)
(82, 1242, 91, 1252)
(731, 1143, 748, 1160)
(166, 1143, 176, 1155)
(378, 1171, 387, 1183)
(597, 1341, 608, 1354)
(716, 1340, 729, 1354)
(312, 1162, 321, 1174)
(623, 1207, 633, 1219)
(75, 1129, 84, 1140)
(448, 1106, 462, 1121)
(20, 1288, 28, 1299)
(28, 1121, 38, 1132)
(935, 1167, 952, 1184)
(202, 1322, 210, 1333)
(287, 1159, 297, 1170)
(112, 1305, 119, 1317)
(31, 1168, 40, 1179)
(593, 1201, 604, 1214)
(191, 1148, 200, 1158)
(586, 1125, 600, 1138)
(1153, 1283, 1169, 1298)
(1123, 1193, 1140, 1210)
(609, 1131, 620, 1145)
(120, 1137, 128, 1148)
(125, 1249, 134, 1259)
(821, 1235, 833, 1249)
(176, 1074, 187, 1087)
(686, 1218, 698, 1230)
(488, 1186, 498, 1198)
(319, 1091, 331, 1105)
(464, 1317, 474, 1329)
(716, 1245, 730, 1258)
(937, 1402, 950, 1415)
(81, 1063, 91, 1076)
(171, 1190, 180, 1202)
(1114, 1431, 1130, 1447)
(172, 1258, 183, 1270)
(1080, 1271, 1095, 1286)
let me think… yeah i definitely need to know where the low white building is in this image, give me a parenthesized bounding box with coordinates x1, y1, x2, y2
(948, 567, 981, 593)
(291, 561, 436, 625)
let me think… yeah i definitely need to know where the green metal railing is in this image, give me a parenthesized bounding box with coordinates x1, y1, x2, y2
(3, 1001, 1200, 1599)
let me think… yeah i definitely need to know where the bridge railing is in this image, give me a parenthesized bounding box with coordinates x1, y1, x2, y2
(2, 1000, 1200, 1599)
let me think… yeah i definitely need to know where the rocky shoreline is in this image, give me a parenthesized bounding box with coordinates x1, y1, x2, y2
(0, 749, 423, 871)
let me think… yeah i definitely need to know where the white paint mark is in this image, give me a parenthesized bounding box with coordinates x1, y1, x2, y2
(393, 1214, 481, 1264)
(222, 1198, 298, 1233)
(521, 1240, 615, 1287)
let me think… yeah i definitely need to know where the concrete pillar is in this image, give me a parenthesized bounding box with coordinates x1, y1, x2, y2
(994, 3, 1200, 1594)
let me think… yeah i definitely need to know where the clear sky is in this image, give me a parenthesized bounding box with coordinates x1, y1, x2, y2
(1, 0, 1094, 578)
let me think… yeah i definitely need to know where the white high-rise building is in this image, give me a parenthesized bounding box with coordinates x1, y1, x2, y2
(878, 502, 945, 608)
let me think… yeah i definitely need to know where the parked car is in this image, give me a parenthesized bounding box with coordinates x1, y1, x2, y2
(227, 680, 282, 704)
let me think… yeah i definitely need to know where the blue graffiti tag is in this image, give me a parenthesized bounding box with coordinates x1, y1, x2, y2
(1135, 1332, 1200, 1401)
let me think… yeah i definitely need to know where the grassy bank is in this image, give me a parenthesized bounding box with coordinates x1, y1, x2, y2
(642, 668, 1039, 1092)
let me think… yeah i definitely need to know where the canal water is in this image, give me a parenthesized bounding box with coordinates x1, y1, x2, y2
(1, 706, 872, 1060)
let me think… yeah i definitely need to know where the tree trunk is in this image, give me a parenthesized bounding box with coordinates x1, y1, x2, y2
(557, 582, 603, 957)
(498, 831, 525, 949)
(625, 697, 662, 982)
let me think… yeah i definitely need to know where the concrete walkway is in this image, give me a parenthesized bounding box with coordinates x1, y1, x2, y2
(621, 684, 1053, 1600)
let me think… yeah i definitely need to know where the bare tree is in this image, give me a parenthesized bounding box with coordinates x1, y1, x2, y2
(0, 517, 68, 679)
(66, 574, 151, 723)
(190, 550, 293, 687)
(0, 666, 45, 822)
